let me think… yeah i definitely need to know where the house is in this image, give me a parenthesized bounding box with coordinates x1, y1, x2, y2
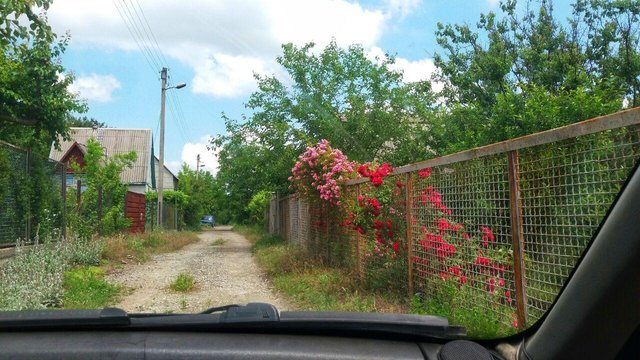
(50, 127, 179, 232)
(49, 127, 178, 194)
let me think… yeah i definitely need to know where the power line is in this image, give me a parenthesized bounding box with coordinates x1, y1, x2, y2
(119, 0, 163, 69)
(132, 0, 168, 65)
(112, 0, 157, 74)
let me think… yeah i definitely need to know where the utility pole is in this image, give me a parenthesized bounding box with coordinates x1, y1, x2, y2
(157, 67, 167, 227)
(156, 67, 186, 228)
(196, 154, 201, 179)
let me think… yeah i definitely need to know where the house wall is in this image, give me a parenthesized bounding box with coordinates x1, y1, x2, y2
(64, 146, 86, 173)
(128, 184, 148, 194)
(153, 157, 177, 190)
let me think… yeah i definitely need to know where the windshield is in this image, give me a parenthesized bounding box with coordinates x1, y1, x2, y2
(1, 0, 639, 340)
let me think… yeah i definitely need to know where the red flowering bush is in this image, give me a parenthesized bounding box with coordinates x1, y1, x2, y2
(289, 144, 519, 335)
(410, 168, 518, 334)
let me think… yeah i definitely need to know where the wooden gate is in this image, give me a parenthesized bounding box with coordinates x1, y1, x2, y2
(125, 191, 146, 233)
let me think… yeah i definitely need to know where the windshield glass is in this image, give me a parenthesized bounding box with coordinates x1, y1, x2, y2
(1, 0, 639, 340)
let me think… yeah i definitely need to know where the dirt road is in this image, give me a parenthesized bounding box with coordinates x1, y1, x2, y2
(105, 227, 290, 313)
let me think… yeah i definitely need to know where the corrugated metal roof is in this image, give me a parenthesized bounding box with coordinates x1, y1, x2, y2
(50, 128, 152, 185)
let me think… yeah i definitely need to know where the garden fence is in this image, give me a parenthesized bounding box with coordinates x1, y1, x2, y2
(0, 140, 66, 247)
(268, 107, 640, 331)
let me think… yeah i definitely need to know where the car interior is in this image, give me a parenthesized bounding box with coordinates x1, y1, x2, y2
(1, 161, 638, 360)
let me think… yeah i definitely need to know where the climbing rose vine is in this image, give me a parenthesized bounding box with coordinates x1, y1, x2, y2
(289, 141, 518, 330)
(289, 139, 357, 206)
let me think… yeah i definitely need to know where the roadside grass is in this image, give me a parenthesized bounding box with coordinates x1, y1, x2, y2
(170, 273, 196, 293)
(62, 266, 121, 309)
(211, 238, 226, 246)
(0, 237, 104, 310)
(251, 232, 408, 313)
(101, 230, 199, 263)
(233, 224, 264, 244)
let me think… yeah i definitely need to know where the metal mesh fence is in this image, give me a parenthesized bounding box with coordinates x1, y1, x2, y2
(267, 109, 640, 334)
(518, 126, 640, 321)
(410, 154, 517, 331)
(0, 143, 28, 246)
(0, 141, 66, 246)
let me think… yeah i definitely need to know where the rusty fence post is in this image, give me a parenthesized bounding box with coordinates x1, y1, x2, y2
(508, 150, 528, 329)
(405, 172, 414, 297)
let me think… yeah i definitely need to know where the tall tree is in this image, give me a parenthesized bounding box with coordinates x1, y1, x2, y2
(212, 41, 436, 222)
(430, 0, 627, 155)
(0, 0, 85, 151)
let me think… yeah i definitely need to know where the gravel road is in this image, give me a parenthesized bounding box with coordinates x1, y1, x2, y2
(105, 227, 291, 313)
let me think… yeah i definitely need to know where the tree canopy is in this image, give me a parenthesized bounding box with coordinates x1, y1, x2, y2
(0, 0, 85, 151)
(211, 0, 639, 224)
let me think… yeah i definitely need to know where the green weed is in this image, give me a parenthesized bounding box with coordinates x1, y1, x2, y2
(211, 238, 226, 246)
(62, 266, 120, 309)
(170, 273, 195, 293)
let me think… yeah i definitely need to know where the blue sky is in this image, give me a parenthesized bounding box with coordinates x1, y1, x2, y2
(46, 0, 573, 174)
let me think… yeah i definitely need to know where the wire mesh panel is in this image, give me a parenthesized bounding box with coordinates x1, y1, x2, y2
(0, 143, 28, 246)
(410, 154, 517, 333)
(298, 198, 310, 247)
(289, 197, 299, 244)
(518, 126, 640, 323)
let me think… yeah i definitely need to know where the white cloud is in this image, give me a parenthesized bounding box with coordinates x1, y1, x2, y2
(180, 135, 219, 175)
(486, 0, 501, 7)
(45, 0, 398, 99)
(68, 74, 121, 102)
(366, 47, 440, 91)
(383, 0, 421, 18)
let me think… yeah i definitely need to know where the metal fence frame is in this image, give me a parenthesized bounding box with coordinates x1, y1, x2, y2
(269, 107, 640, 329)
(0, 140, 66, 247)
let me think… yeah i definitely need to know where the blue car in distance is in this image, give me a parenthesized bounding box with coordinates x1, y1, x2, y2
(200, 215, 215, 227)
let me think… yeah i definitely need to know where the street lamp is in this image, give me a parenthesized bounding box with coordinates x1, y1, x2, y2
(157, 67, 186, 228)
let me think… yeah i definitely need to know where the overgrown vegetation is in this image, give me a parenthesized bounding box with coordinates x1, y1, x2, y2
(211, 0, 640, 226)
(67, 138, 136, 237)
(0, 230, 199, 311)
(250, 231, 407, 313)
(0, 236, 104, 310)
(101, 230, 199, 263)
(170, 273, 195, 293)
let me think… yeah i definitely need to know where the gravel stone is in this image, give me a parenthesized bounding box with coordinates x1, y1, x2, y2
(105, 227, 292, 313)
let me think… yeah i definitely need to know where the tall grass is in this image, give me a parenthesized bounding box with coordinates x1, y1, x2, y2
(251, 232, 408, 313)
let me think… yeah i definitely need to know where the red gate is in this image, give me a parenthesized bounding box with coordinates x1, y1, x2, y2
(125, 191, 146, 233)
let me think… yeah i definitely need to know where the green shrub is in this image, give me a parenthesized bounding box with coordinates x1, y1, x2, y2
(170, 273, 195, 292)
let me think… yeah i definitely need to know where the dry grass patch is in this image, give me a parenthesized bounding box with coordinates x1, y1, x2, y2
(102, 231, 199, 263)
(211, 238, 226, 246)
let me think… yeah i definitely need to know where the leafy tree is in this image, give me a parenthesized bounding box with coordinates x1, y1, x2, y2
(213, 41, 436, 222)
(67, 138, 136, 237)
(174, 164, 231, 227)
(246, 190, 272, 226)
(430, 0, 628, 155)
(0, 0, 85, 151)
